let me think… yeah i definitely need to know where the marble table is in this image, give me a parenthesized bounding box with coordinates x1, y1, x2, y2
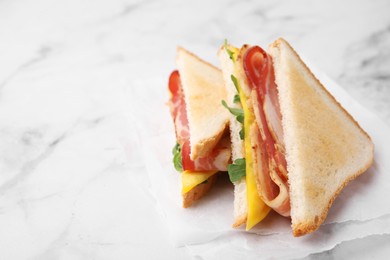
(0, 0, 389, 259)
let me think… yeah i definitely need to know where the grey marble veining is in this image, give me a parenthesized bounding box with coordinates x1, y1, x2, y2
(339, 25, 390, 124)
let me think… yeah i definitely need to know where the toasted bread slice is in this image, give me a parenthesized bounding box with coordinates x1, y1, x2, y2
(218, 45, 248, 227)
(176, 47, 230, 207)
(269, 38, 374, 236)
(177, 47, 230, 160)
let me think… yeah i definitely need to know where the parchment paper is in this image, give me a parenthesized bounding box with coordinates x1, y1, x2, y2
(122, 61, 390, 258)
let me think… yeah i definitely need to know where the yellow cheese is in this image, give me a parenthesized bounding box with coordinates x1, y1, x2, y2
(181, 170, 218, 194)
(239, 87, 271, 230)
(228, 45, 270, 230)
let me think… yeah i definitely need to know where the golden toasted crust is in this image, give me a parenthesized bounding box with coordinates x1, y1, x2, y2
(270, 38, 373, 142)
(182, 174, 218, 208)
(176, 47, 230, 160)
(269, 38, 374, 236)
(292, 157, 373, 236)
(191, 131, 226, 159)
(177, 46, 221, 71)
(232, 215, 247, 228)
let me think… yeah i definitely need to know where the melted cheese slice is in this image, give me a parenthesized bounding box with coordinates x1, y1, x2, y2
(182, 170, 218, 194)
(240, 87, 271, 230)
(229, 45, 270, 230)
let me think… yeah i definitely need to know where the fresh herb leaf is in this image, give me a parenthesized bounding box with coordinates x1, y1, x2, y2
(224, 39, 235, 61)
(230, 75, 239, 93)
(228, 158, 246, 183)
(222, 99, 244, 140)
(233, 94, 240, 104)
(172, 142, 180, 154)
(230, 75, 244, 139)
(239, 128, 245, 140)
(172, 142, 183, 172)
(222, 100, 244, 124)
(236, 114, 244, 124)
(227, 49, 235, 61)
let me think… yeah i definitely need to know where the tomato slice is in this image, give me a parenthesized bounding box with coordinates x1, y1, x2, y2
(181, 140, 196, 170)
(168, 70, 182, 119)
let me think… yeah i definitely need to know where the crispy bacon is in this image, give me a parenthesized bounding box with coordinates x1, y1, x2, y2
(168, 70, 230, 172)
(243, 46, 290, 216)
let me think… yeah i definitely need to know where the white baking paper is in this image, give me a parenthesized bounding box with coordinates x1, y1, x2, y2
(122, 62, 390, 258)
(186, 214, 390, 259)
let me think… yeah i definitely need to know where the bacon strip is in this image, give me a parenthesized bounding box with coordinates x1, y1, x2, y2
(243, 47, 290, 216)
(168, 71, 230, 172)
(168, 71, 190, 145)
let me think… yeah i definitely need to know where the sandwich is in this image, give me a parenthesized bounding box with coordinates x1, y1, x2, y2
(218, 38, 374, 236)
(168, 47, 231, 208)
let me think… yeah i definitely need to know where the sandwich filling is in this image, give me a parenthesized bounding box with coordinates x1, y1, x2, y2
(243, 46, 290, 217)
(168, 70, 231, 193)
(236, 73, 271, 230)
(223, 45, 270, 230)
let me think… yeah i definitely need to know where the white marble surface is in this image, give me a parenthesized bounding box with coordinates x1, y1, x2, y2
(0, 0, 389, 259)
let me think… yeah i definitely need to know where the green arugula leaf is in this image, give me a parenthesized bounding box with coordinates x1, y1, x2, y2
(233, 94, 240, 104)
(236, 114, 244, 124)
(230, 74, 240, 93)
(172, 142, 183, 172)
(224, 39, 235, 61)
(221, 100, 244, 124)
(229, 75, 244, 139)
(227, 158, 246, 183)
(239, 128, 245, 140)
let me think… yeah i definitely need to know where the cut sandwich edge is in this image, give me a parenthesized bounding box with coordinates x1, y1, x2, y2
(182, 174, 219, 208)
(172, 47, 231, 207)
(191, 124, 228, 160)
(218, 44, 249, 227)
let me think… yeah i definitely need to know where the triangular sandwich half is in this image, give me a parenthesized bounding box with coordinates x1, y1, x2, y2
(219, 38, 374, 236)
(168, 47, 231, 208)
